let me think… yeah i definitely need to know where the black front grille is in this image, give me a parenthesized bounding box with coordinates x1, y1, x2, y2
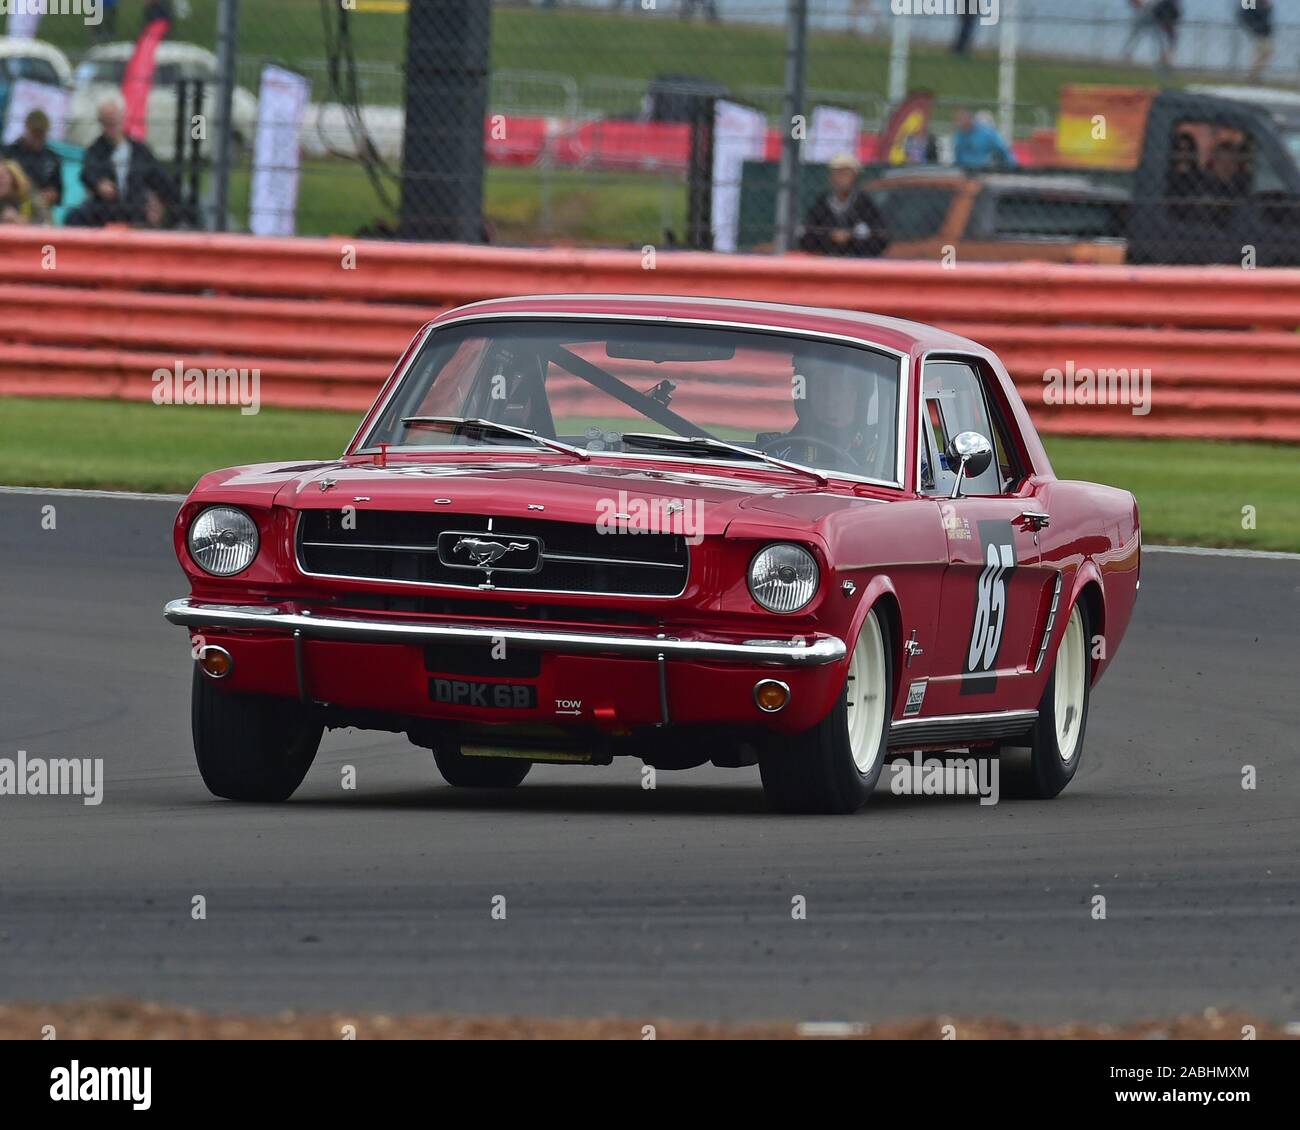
(298, 510, 688, 596)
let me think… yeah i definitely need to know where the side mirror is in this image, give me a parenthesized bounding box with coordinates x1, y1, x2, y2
(946, 431, 993, 499)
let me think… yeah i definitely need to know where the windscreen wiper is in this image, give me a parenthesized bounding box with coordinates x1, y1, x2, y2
(621, 432, 826, 487)
(400, 416, 590, 462)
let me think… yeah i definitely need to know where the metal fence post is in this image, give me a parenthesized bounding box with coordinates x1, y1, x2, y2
(773, 0, 808, 255)
(998, 0, 1019, 148)
(400, 0, 492, 242)
(888, 10, 910, 106)
(208, 0, 239, 232)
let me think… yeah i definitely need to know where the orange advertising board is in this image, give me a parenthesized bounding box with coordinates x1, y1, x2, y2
(1056, 85, 1157, 170)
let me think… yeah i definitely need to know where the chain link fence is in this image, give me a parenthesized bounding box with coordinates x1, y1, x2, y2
(4, 0, 1300, 264)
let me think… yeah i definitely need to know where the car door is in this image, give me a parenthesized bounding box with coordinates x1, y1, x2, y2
(918, 358, 1055, 715)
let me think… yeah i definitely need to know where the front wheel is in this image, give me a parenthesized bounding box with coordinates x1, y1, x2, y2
(759, 607, 893, 814)
(191, 668, 322, 801)
(1003, 600, 1091, 799)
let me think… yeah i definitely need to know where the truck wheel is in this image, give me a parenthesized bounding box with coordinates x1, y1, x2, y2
(759, 607, 893, 814)
(1004, 601, 1091, 799)
(191, 668, 322, 801)
(434, 745, 531, 788)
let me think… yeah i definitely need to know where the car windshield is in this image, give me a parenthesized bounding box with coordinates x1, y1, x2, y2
(2, 56, 60, 85)
(76, 59, 126, 84)
(361, 319, 903, 483)
(1282, 128, 1300, 168)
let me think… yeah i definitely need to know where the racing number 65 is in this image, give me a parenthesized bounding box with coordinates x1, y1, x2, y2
(968, 542, 1014, 672)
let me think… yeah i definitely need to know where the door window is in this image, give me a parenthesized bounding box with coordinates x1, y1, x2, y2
(919, 360, 1015, 497)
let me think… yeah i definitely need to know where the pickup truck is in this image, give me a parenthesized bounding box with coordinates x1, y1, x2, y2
(865, 168, 1128, 264)
(1125, 86, 1300, 266)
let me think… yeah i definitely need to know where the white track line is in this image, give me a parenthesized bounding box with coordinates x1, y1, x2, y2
(2, 485, 1298, 561)
(1142, 544, 1300, 562)
(0, 485, 186, 503)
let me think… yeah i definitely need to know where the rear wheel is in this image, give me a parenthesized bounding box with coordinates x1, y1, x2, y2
(759, 608, 893, 814)
(191, 668, 322, 801)
(433, 744, 532, 788)
(1004, 601, 1091, 799)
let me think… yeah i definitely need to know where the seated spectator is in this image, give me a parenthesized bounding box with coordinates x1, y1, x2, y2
(1164, 130, 1205, 218)
(953, 108, 1017, 170)
(65, 96, 177, 228)
(3, 110, 62, 223)
(1205, 137, 1249, 226)
(798, 153, 890, 258)
(0, 161, 34, 224)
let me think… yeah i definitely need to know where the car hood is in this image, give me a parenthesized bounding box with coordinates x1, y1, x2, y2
(198, 457, 874, 538)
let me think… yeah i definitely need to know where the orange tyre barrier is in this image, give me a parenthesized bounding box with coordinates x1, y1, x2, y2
(1, 228, 1298, 441)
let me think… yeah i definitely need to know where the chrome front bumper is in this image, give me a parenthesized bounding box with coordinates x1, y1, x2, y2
(163, 599, 847, 668)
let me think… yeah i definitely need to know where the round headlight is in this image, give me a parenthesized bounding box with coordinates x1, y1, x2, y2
(748, 543, 819, 614)
(188, 506, 259, 576)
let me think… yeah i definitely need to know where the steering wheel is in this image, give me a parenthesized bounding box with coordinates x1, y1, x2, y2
(757, 434, 861, 470)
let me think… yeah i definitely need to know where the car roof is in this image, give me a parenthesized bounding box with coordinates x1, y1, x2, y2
(85, 41, 215, 64)
(1171, 85, 1300, 127)
(0, 38, 70, 63)
(870, 167, 1122, 197)
(1187, 84, 1300, 110)
(433, 293, 986, 356)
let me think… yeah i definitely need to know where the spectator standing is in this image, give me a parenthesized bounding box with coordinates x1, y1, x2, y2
(952, 10, 979, 56)
(1238, 0, 1274, 81)
(3, 110, 62, 223)
(798, 153, 890, 257)
(679, 0, 718, 21)
(952, 108, 1017, 170)
(0, 161, 34, 224)
(1124, 0, 1181, 72)
(95, 0, 120, 43)
(65, 97, 177, 228)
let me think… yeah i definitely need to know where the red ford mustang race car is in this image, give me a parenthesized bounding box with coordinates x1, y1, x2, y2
(164, 295, 1140, 813)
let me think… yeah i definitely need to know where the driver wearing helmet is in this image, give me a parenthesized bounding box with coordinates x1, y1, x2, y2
(759, 352, 872, 472)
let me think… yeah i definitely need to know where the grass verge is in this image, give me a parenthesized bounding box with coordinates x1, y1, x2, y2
(0, 398, 1294, 552)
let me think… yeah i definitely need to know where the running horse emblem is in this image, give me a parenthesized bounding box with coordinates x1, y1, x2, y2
(452, 537, 534, 569)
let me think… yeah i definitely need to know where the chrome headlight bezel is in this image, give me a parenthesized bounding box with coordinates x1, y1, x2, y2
(188, 506, 260, 577)
(747, 542, 820, 614)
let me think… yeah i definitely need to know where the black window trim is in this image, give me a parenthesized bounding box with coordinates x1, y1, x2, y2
(915, 350, 1027, 499)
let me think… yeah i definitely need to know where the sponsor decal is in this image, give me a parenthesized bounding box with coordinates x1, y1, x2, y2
(903, 679, 928, 717)
(963, 519, 1016, 694)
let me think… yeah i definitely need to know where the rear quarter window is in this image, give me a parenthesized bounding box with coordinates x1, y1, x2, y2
(872, 187, 955, 240)
(990, 193, 1125, 240)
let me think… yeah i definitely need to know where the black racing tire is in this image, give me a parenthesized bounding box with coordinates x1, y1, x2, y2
(191, 668, 323, 801)
(1003, 599, 1092, 799)
(759, 607, 893, 815)
(434, 745, 532, 788)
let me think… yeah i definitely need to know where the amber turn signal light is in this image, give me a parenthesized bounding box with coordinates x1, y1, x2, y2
(197, 645, 234, 680)
(753, 679, 790, 713)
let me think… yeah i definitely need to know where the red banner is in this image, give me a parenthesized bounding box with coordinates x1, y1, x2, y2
(122, 17, 172, 143)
